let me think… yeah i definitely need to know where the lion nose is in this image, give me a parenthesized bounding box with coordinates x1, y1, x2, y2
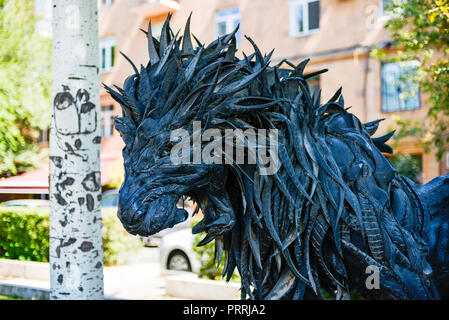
(118, 194, 188, 237)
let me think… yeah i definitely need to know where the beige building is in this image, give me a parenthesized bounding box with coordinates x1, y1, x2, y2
(98, 0, 449, 183)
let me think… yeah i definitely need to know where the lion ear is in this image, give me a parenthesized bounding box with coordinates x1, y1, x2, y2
(364, 119, 385, 136)
(372, 130, 395, 155)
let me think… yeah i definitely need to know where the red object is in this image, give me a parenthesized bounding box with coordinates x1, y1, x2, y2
(0, 135, 124, 194)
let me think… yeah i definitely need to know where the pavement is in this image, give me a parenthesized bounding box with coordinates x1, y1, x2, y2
(0, 247, 185, 300)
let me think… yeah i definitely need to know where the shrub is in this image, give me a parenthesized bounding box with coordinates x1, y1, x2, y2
(102, 208, 143, 266)
(0, 207, 49, 262)
(390, 153, 422, 183)
(0, 207, 142, 265)
(191, 217, 240, 281)
(104, 158, 124, 190)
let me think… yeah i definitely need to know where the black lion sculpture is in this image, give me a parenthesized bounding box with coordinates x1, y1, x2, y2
(105, 15, 449, 299)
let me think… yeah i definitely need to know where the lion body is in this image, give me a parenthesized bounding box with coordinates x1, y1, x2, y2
(106, 15, 449, 299)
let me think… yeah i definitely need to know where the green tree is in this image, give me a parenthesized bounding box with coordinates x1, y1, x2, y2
(0, 0, 51, 176)
(191, 217, 240, 281)
(373, 0, 449, 158)
(390, 153, 422, 183)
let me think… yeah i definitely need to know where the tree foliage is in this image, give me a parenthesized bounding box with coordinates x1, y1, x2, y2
(374, 0, 449, 158)
(104, 158, 125, 190)
(390, 153, 422, 183)
(191, 217, 240, 281)
(0, 0, 51, 176)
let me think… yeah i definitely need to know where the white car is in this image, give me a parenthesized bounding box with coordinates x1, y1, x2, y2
(1, 190, 119, 209)
(141, 217, 191, 247)
(159, 227, 200, 274)
(141, 199, 197, 247)
(0, 199, 50, 207)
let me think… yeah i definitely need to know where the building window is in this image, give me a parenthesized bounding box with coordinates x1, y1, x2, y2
(380, 0, 402, 19)
(34, 0, 52, 36)
(289, 0, 320, 37)
(100, 38, 116, 73)
(215, 7, 241, 46)
(101, 105, 114, 138)
(381, 61, 421, 112)
(102, 0, 114, 5)
(38, 128, 49, 145)
(380, 0, 391, 16)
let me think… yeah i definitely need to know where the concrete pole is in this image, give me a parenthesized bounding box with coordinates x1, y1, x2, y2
(49, 0, 103, 299)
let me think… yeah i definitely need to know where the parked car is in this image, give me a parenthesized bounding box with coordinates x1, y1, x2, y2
(140, 199, 197, 247)
(1, 189, 120, 209)
(100, 189, 119, 207)
(0, 199, 50, 208)
(159, 227, 200, 274)
(140, 215, 192, 247)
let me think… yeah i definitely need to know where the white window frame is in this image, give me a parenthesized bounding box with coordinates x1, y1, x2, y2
(289, 0, 320, 37)
(379, 0, 390, 17)
(34, 0, 52, 37)
(380, 0, 403, 20)
(100, 37, 116, 73)
(215, 7, 241, 46)
(34, 0, 52, 19)
(102, 0, 114, 6)
(101, 105, 114, 138)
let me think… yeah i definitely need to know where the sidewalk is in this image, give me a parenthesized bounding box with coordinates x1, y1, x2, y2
(0, 263, 184, 300)
(0, 248, 183, 300)
(0, 248, 241, 300)
(104, 262, 181, 299)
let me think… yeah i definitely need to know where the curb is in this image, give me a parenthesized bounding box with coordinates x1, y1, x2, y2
(0, 280, 121, 300)
(0, 282, 49, 300)
(0, 259, 49, 281)
(166, 274, 240, 300)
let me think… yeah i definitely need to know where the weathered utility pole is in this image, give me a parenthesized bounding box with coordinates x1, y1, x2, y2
(49, 0, 103, 299)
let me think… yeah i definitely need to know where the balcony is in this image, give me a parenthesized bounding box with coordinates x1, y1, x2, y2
(130, 0, 180, 17)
